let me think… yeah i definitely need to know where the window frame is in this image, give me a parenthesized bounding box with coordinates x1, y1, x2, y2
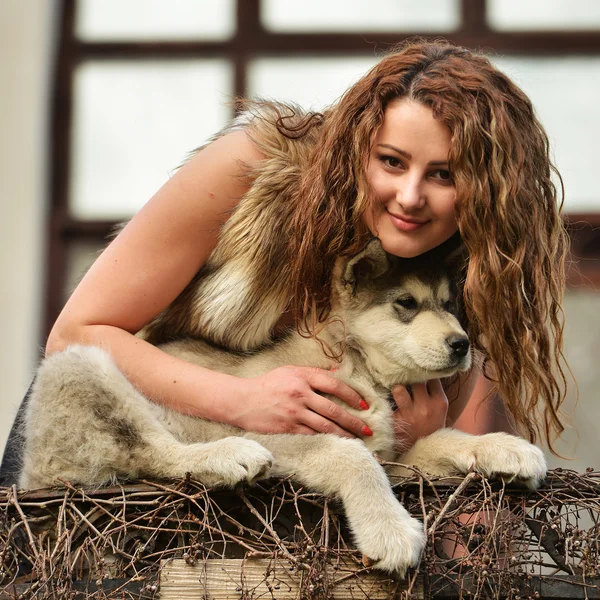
(45, 0, 600, 338)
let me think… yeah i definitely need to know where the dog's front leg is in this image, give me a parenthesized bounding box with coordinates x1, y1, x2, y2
(393, 428, 547, 489)
(20, 345, 274, 489)
(245, 432, 425, 576)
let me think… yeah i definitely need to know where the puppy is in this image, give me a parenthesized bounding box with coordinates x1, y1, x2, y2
(20, 240, 546, 575)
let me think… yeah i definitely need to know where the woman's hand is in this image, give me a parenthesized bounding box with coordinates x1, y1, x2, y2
(391, 379, 449, 449)
(232, 366, 371, 438)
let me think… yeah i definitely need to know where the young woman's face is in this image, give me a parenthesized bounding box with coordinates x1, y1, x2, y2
(364, 98, 458, 258)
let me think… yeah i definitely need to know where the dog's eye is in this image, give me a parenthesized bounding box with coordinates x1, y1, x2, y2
(442, 300, 454, 312)
(395, 296, 417, 310)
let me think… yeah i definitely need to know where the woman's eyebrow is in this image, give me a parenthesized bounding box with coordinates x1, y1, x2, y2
(376, 143, 449, 166)
(377, 143, 411, 159)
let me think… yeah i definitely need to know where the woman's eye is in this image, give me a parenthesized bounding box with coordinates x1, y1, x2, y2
(395, 296, 418, 310)
(432, 169, 453, 184)
(380, 155, 402, 169)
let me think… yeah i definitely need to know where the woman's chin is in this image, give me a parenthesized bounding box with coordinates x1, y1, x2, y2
(377, 235, 432, 259)
(377, 227, 458, 259)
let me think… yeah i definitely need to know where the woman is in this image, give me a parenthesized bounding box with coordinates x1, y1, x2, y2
(1, 39, 569, 485)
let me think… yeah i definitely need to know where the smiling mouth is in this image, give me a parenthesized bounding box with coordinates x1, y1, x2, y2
(386, 210, 429, 231)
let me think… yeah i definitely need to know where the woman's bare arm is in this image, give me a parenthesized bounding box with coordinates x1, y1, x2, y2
(445, 367, 482, 429)
(450, 371, 518, 435)
(49, 130, 257, 351)
(47, 129, 369, 438)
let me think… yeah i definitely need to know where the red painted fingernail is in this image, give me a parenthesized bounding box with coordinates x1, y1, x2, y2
(359, 399, 369, 410)
(362, 426, 373, 437)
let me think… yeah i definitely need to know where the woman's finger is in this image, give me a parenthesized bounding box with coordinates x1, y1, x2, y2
(310, 392, 372, 437)
(418, 379, 448, 414)
(391, 385, 414, 412)
(298, 367, 367, 411)
(410, 382, 429, 402)
(289, 424, 318, 435)
(299, 407, 357, 439)
(426, 378, 445, 396)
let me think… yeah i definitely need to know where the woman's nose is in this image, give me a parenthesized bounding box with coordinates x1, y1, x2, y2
(396, 174, 425, 210)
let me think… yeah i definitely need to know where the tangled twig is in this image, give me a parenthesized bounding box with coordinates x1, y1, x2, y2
(0, 468, 598, 599)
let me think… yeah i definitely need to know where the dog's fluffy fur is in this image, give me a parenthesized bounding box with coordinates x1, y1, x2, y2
(20, 240, 546, 575)
(140, 105, 320, 350)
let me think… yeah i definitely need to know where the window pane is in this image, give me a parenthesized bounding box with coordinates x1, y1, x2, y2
(551, 290, 600, 470)
(70, 60, 233, 220)
(488, 0, 600, 30)
(248, 56, 378, 110)
(261, 0, 460, 32)
(76, 0, 236, 41)
(64, 240, 105, 303)
(492, 56, 600, 212)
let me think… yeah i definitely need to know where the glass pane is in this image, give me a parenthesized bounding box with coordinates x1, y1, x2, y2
(492, 56, 600, 212)
(64, 239, 105, 303)
(261, 0, 460, 32)
(548, 290, 600, 469)
(248, 56, 378, 111)
(76, 0, 236, 41)
(488, 0, 600, 30)
(70, 60, 233, 220)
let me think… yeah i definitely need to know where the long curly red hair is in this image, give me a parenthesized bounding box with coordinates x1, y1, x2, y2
(274, 39, 569, 454)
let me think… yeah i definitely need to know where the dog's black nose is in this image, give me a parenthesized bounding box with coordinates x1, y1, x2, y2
(446, 335, 470, 358)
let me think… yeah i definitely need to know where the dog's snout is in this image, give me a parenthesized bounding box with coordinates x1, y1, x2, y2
(446, 335, 470, 358)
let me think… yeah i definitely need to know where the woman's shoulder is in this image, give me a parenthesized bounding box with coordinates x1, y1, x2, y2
(176, 101, 321, 220)
(215, 100, 325, 163)
(228, 100, 320, 133)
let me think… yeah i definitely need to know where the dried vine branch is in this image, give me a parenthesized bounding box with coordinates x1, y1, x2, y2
(0, 468, 598, 599)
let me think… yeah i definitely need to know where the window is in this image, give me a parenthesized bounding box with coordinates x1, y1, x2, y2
(47, 0, 600, 336)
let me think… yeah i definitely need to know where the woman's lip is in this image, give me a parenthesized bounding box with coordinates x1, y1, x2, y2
(387, 211, 429, 231)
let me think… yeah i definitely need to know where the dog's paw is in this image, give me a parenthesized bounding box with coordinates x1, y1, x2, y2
(445, 432, 547, 489)
(469, 433, 547, 489)
(354, 507, 426, 577)
(399, 429, 546, 489)
(195, 437, 274, 487)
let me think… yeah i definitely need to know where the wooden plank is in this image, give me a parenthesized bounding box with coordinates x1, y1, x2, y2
(159, 558, 420, 600)
(0, 579, 148, 599)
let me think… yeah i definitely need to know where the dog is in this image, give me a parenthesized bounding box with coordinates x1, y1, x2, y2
(19, 239, 546, 576)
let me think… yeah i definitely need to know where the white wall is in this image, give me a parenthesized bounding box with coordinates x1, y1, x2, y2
(0, 0, 57, 449)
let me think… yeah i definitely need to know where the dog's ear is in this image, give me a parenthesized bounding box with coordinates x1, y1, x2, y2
(342, 238, 391, 293)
